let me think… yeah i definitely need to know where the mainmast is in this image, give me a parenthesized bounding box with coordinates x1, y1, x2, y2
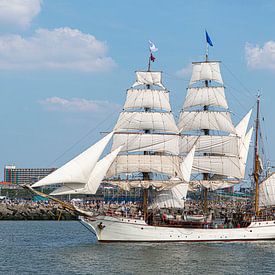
(202, 42, 209, 213)
(254, 94, 260, 216)
(178, 32, 253, 206)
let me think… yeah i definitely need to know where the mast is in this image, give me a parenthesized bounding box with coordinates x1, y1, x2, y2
(202, 44, 209, 213)
(202, 79, 209, 212)
(254, 94, 260, 216)
(178, 37, 253, 204)
(142, 53, 152, 222)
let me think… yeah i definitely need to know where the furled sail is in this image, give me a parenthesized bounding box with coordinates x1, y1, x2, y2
(114, 112, 179, 133)
(51, 146, 122, 195)
(32, 132, 113, 187)
(189, 61, 223, 85)
(111, 133, 179, 155)
(183, 87, 228, 109)
(132, 71, 165, 89)
(106, 179, 177, 191)
(259, 173, 275, 208)
(124, 89, 171, 111)
(189, 180, 239, 191)
(178, 111, 235, 134)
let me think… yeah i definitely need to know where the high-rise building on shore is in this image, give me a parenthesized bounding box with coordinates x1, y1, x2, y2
(4, 165, 56, 185)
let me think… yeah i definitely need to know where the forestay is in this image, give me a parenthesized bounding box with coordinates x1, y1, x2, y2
(124, 89, 171, 111)
(114, 112, 179, 133)
(189, 61, 223, 85)
(183, 87, 228, 109)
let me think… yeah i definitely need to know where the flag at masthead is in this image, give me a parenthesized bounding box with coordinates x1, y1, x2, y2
(148, 40, 158, 71)
(205, 30, 213, 61)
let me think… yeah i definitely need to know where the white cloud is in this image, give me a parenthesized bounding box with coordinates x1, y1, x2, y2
(40, 97, 121, 113)
(175, 63, 192, 78)
(245, 41, 275, 70)
(0, 0, 42, 29)
(0, 27, 116, 72)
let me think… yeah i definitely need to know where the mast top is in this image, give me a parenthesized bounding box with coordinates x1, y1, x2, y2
(148, 40, 158, 72)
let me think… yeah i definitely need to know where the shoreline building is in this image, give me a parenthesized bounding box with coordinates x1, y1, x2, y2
(4, 165, 56, 185)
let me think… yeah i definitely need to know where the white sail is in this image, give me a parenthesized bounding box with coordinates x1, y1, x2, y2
(183, 87, 228, 109)
(239, 127, 253, 178)
(180, 146, 196, 182)
(192, 155, 242, 178)
(32, 132, 113, 187)
(153, 183, 189, 209)
(107, 179, 180, 191)
(178, 111, 235, 134)
(111, 133, 179, 155)
(259, 173, 275, 208)
(180, 135, 239, 156)
(234, 109, 252, 138)
(51, 147, 122, 195)
(124, 89, 171, 111)
(132, 71, 165, 89)
(106, 155, 181, 178)
(50, 183, 86, 195)
(114, 112, 179, 133)
(189, 61, 223, 85)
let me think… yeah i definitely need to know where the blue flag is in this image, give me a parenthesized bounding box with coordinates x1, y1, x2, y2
(205, 30, 213, 47)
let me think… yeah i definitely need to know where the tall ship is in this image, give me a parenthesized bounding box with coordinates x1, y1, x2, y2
(27, 39, 275, 242)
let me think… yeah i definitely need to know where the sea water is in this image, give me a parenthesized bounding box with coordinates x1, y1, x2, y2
(0, 221, 274, 274)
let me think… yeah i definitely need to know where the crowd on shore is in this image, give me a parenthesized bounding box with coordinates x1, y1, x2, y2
(0, 198, 274, 224)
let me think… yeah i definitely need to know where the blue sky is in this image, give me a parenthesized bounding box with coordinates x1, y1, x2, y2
(0, 0, 275, 180)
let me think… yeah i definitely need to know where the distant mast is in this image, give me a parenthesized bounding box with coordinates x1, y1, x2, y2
(254, 94, 260, 216)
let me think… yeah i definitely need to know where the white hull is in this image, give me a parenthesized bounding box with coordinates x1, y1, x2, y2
(80, 215, 275, 242)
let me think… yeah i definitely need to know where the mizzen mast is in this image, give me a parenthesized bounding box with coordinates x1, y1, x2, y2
(254, 94, 260, 216)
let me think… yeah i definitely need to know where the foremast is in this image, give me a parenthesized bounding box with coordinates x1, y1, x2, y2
(109, 50, 183, 220)
(143, 52, 153, 222)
